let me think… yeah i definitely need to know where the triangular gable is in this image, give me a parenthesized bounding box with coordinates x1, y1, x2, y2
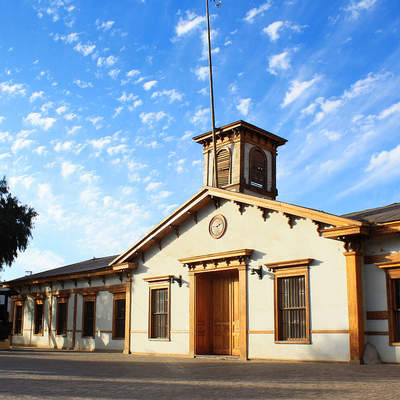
(110, 186, 365, 266)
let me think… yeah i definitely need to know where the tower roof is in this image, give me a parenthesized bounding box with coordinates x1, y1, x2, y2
(192, 120, 287, 146)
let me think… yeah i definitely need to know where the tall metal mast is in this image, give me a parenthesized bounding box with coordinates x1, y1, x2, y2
(206, 0, 220, 188)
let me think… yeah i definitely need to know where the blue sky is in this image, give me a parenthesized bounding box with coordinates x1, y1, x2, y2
(1, 0, 400, 280)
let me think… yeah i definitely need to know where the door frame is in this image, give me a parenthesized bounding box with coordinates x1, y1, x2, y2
(182, 249, 252, 361)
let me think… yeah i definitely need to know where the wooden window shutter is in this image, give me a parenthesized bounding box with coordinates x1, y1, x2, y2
(217, 149, 230, 188)
(250, 148, 267, 189)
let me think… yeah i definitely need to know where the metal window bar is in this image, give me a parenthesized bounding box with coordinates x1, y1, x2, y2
(57, 302, 67, 335)
(115, 299, 126, 338)
(278, 276, 306, 340)
(151, 288, 168, 339)
(15, 305, 22, 334)
(34, 304, 43, 335)
(83, 301, 95, 337)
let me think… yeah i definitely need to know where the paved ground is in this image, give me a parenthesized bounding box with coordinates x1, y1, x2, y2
(0, 350, 400, 400)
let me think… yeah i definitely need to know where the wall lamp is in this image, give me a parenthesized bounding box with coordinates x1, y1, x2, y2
(250, 266, 263, 280)
(170, 275, 183, 287)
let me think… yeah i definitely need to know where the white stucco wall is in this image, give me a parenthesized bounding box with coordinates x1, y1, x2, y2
(363, 233, 400, 363)
(11, 275, 125, 351)
(130, 198, 350, 361)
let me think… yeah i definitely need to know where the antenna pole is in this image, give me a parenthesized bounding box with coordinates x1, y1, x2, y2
(206, 0, 219, 188)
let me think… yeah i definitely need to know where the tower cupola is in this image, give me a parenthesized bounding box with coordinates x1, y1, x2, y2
(193, 120, 287, 200)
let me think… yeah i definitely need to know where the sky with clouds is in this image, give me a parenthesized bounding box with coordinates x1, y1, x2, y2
(1, 0, 400, 280)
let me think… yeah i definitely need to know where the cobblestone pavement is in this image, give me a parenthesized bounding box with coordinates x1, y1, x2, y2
(0, 350, 400, 400)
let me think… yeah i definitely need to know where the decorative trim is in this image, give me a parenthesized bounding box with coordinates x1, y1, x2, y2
(365, 331, 388, 336)
(367, 311, 388, 320)
(321, 225, 369, 239)
(264, 258, 313, 272)
(365, 252, 400, 265)
(179, 249, 253, 270)
(112, 262, 137, 272)
(376, 260, 400, 269)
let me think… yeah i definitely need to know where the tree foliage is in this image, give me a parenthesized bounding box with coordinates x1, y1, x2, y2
(0, 177, 38, 270)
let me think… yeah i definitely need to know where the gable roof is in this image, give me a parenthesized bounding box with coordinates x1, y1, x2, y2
(110, 186, 364, 266)
(4, 255, 118, 285)
(342, 203, 400, 224)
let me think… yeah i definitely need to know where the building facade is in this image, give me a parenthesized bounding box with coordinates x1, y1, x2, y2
(4, 121, 400, 363)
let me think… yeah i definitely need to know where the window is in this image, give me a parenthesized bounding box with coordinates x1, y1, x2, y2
(14, 304, 23, 335)
(216, 148, 231, 188)
(386, 269, 400, 344)
(150, 287, 169, 339)
(249, 147, 267, 189)
(82, 297, 96, 338)
(268, 260, 311, 344)
(34, 301, 44, 335)
(113, 295, 126, 340)
(56, 298, 68, 336)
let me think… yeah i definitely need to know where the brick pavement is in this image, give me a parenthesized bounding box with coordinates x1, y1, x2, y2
(0, 350, 399, 399)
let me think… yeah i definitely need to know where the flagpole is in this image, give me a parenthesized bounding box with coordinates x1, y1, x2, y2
(206, 0, 219, 188)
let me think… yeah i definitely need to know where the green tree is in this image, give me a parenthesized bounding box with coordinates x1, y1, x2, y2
(0, 177, 37, 270)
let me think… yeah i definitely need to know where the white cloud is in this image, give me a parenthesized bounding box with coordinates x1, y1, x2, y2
(0, 81, 26, 97)
(107, 144, 128, 156)
(41, 101, 53, 113)
(64, 113, 76, 121)
(175, 12, 205, 37)
(151, 89, 183, 103)
(263, 21, 284, 41)
(194, 66, 208, 81)
(345, 0, 378, 19)
(301, 102, 318, 116)
(268, 52, 291, 75)
(73, 79, 93, 88)
(322, 129, 342, 141)
(146, 181, 162, 191)
(244, 1, 272, 23)
(190, 107, 209, 127)
(139, 111, 167, 125)
(61, 161, 80, 178)
(0, 116, 4, 124)
(24, 112, 56, 130)
(236, 98, 252, 116)
(67, 125, 81, 135)
(314, 98, 343, 122)
(378, 101, 400, 120)
(54, 32, 79, 44)
(126, 69, 140, 78)
(56, 105, 67, 115)
(97, 55, 118, 67)
(343, 72, 389, 99)
(108, 69, 120, 79)
(117, 92, 138, 103)
(54, 141, 73, 152)
(281, 75, 320, 108)
(96, 19, 115, 31)
(34, 146, 47, 155)
(143, 80, 158, 91)
(11, 138, 34, 153)
(73, 42, 96, 56)
(30, 90, 44, 103)
(87, 116, 103, 129)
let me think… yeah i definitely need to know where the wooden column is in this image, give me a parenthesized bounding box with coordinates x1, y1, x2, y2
(238, 265, 248, 361)
(72, 293, 78, 350)
(48, 294, 53, 348)
(189, 271, 195, 357)
(344, 248, 365, 363)
(123, 276, 132, 354)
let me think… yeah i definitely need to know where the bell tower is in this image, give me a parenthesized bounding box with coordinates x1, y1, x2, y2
(193, 120, 287, 200)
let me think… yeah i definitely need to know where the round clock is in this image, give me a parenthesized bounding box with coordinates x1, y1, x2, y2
(209, 214, 227, 239)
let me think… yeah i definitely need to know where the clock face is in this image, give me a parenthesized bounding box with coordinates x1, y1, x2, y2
(209, 215, 227, 239)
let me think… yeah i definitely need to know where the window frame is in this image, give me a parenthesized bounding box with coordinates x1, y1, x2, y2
(273, 265, 311, 344)
(13, 301, 24, 335)
(249, 146, 267, 190)
(112, 293, 126, 340)
(386, 268, 400, 345)
(33, 299, 45, 336)
(148, 282, 170, 341)
(82, 295, 96, 338)
(56, 296, 69, 337)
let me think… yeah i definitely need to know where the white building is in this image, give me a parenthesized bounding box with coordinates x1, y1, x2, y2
(5, 121, 400, 364)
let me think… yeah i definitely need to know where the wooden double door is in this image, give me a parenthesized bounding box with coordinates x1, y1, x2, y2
(195, 270, 240, 356)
